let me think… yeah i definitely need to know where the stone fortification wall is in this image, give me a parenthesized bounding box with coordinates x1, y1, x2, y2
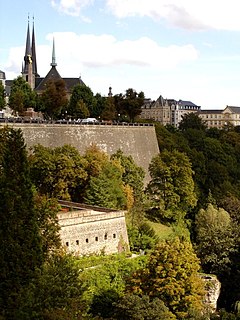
(57, 207, 129, 255)
(0, 123, 159, 184)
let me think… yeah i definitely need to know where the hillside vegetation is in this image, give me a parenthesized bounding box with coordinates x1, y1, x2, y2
(1, 114, 240, 319)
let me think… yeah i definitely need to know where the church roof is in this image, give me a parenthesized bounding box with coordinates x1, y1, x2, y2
(35, 66, 62, 91)
(35, 37, 86, 92)
(63, 77, 85, 91)
(35, 66, 85, 92)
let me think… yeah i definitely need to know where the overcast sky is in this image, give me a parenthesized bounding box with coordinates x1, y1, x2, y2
(1, 0, 240, 109)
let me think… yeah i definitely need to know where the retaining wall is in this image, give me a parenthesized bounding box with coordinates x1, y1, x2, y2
(0, 123, 159, 185)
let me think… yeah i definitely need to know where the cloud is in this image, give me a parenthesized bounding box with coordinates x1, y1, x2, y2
(105, 0, 240, 31)
(3, 32, 198, 82)
(51, 0, 93, 18)
(50, 0, 240, 31)
(48, 32, 198, 71)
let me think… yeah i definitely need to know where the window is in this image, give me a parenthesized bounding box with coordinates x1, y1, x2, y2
(86, 238, 89, 243)
(113, 233, 116, 239)
(95, 236, 98, 241)
(104, 233, 108, 240)
(66, 242, 69, 247)
(76, 240, 79, 245)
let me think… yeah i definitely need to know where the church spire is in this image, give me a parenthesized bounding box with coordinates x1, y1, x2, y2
(51, 38, 57, 67)
(22, 15, 36, 89)
(23, 15, 31, 74)
(31, 16, 39, 77)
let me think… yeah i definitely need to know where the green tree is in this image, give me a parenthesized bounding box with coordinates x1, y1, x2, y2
(40, 79, 68, 119)
(111, 149, 145, 203)
(68, 84, 97, 118)
(89, 289, 120, 319)
(119, 88, 145, 122)
(127, 222, 159, 253)
(154, 123, 178, 151)
(195, 204, 236, 274)
(8, 76, 37, 115)
(95, 92, 107, 118)
(34, 194, 61, 257)
(0, 81, 5, 110)
(147, 150, 197, 222)
(204, 197, 240, 310)
(101, 96, 117, 121)
(83, 144, 109, 177)
(113, 294, 176, 320)
(0, 128, 44, 318)
(84, 161, 127, 209)
(29, 144, 88, 201)
(18, 251, 85, 320)
(80, 254, 147, 316)
(127, 238, 205, 320)
(179, 113, 207, 131)
(74, 99, 90, 119)
(9, 88, 25, 114)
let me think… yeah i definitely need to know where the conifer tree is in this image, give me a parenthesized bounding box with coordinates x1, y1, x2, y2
(0, 128, 43, 318)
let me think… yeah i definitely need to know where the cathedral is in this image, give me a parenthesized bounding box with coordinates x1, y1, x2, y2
(2, 18, 85, 100)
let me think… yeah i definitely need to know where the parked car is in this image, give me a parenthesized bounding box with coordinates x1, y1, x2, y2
(81, 118, 98, 124)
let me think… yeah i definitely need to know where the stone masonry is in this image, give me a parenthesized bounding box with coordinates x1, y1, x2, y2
(57, 201, 129, 256)
(0, 123, 159, 185)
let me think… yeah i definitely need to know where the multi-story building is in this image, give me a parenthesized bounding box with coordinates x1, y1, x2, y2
(140, 94, 240, 129)
(140, 96, 172, 125)
(172, 100, 201, 127)
(140, 95, 200, 127)
(198, 106, 240, 129)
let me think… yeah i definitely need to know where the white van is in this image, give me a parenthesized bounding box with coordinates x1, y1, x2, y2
(81, 118, 98, 123)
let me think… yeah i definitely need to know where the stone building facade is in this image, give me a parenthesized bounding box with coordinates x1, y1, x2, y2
(57, 200, 129, 256)
(198, 106, 240, 129)
(140, 95, 200, 127)
(140, 95, 240, 129)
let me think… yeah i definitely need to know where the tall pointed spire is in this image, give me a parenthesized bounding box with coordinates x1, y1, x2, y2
(51, 38, 57, 67)
(23, 15, 31, 74)
(31, 15, 39, 77)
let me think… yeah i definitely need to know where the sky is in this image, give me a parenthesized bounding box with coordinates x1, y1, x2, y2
(1, 1, 240, 109)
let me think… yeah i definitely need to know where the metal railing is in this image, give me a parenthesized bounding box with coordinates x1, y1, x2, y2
(0, 118, 154, 126)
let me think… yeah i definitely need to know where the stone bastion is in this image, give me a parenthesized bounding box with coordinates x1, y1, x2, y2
(57, 200, 129, 256)
(0, 122, 159, 185)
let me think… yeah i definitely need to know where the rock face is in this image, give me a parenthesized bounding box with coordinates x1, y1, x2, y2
(201, 274, 221, 312)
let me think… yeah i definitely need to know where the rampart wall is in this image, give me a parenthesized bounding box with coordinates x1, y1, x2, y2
(57, 206, 129, 255)
(0, 123, 159, 184)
